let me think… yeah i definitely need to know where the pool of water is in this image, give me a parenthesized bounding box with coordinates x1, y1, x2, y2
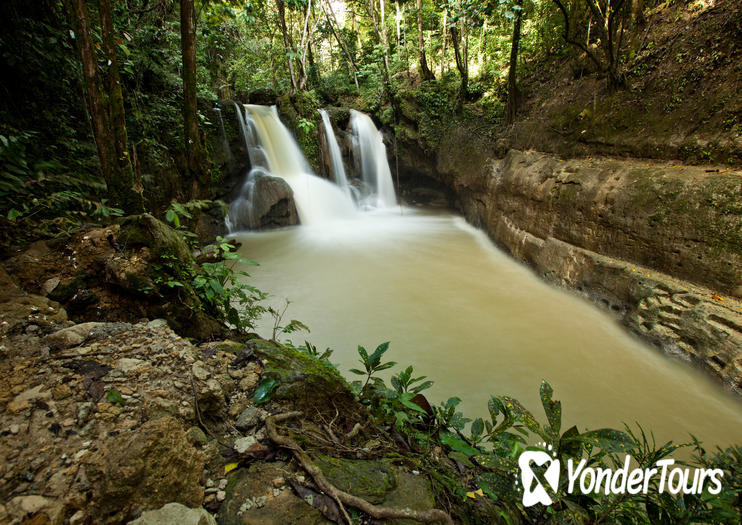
(234, 208, 742, 449)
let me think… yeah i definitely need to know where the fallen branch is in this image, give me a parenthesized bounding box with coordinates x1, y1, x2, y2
(266, 412, 454, 525)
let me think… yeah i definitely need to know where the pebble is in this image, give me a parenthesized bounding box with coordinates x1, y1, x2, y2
(9, 424, 20, 435)
(218, 478, 228, 490)
(233, 436, 257, 455)
(271, 477, 285, 488)
(216, 490, 226, 502)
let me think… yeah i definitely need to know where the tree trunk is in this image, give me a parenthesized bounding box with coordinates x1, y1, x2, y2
(98, 0, 142, 212)
(440, 8, 447, 75)
(367, 0, 394, 98)
(180, 0, 205, 195)
(67, 0, 142, 213)
(323, 0, 359, 93)
(450, 24, 467, 102)
(276, 0, 298, 93)
(505, 0, 522, 125)
(416, 0, 434, 80)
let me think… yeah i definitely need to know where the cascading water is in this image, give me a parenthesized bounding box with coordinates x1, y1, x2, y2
(350, 109, 397, 208)
(227, 105, 356, 231)
(319, 109, 352, 200)
(214, 104, 232, 167)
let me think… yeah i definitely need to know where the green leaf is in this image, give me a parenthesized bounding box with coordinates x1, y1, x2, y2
(500, 396, 546, 440)
(440, 431, 481, 457)
(576, 428, 636, 453)
(357, 345, 369, 366)
(106, 388, 125, 405)
(368, 341, 390, 368)
(471, 418, 484, 440)
(349, 368, 366, 375)
(374, 361, 396, 371)
(399, 393, 427, 413)
(253, 378, 278, 405)
(540, 380, 561, 435)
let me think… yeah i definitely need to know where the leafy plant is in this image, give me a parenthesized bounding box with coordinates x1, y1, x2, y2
(349, 341, 396, 396)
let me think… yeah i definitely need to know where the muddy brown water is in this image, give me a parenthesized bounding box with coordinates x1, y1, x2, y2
(234, 209, 742, 450)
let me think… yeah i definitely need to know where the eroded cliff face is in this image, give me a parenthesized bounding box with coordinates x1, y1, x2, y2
(397, 128, 742, 394)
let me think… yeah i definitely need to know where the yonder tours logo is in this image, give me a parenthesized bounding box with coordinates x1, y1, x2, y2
(518, 447, 725, 507)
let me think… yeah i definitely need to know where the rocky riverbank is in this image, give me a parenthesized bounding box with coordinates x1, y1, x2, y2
(397, 129, 742, 394)
(0, 219, 461, 525)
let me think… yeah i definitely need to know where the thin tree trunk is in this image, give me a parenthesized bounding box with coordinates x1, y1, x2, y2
(440, 8, 447, 75)
(416, 0, 434, 80)
(180, 0, 205, 194)
(297, 0, 312, 90)
(323, 0, 359, 93)
(276, 0, 298, 93)
(367, 0, 393, 95)
(505, 0, 523, 125)
(98, 0, 142, 211)
(450, 24, 467, 102)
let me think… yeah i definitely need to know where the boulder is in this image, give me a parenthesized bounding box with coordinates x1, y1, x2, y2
(228, 170, 298, 230)
(44, 322, 131, 350)
(85, 417, 205, 522)
(127, 503, 216, 525)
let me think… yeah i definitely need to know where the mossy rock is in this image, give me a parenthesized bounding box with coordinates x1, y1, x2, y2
(118, 213, 195, 264)
(314, 456, 396, 504)
(254, 341, 357, 416)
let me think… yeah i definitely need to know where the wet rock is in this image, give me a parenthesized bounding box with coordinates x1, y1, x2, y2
(229, 171, 298, 230)
(85, 416, 205, 522)
(127, 502, 216, 525)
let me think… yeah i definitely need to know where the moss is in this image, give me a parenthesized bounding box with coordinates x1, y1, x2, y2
(254, 341, 357, 416)
(314, 456, 397, 504)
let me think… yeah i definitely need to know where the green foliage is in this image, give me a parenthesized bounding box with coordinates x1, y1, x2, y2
(0, 131, 122, 242)
(253, 377, 279, 404)
(349, 341, 397, 396)
(324, 342, 742, 523)
(148, 231, 266, 333)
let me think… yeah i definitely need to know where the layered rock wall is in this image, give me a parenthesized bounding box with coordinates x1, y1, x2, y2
(398, 129, 742, 393)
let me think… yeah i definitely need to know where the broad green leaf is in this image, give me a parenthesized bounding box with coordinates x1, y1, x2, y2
(577, 428, 636, 453)
(440, 431, 481, 457)
(500, 396, 546, 440)
(253, 378, 278, 405)
(540, 380, 562, 435)
(471, 418, 484, 440)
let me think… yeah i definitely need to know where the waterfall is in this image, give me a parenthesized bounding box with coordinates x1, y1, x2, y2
(319, 109, 352, 199)
(350, 110, 397, 208)
(227, 105, 356, 231)
(214, 104, 232, 167)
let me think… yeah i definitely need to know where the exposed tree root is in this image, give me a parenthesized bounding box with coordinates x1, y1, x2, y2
(266, 411, 454, 525)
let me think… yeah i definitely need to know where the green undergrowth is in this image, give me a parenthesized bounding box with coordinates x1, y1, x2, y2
(253, 335, 742, 524)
